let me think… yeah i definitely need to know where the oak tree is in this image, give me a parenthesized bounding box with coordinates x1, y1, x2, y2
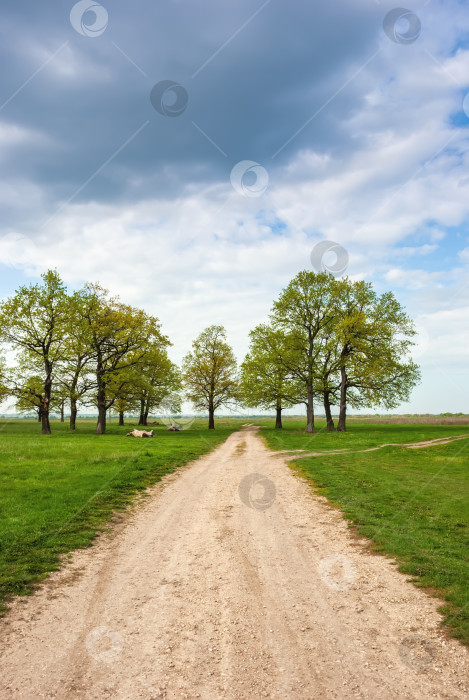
(182, 325, 238, 429)
(240, 324, 303, 428)
(0, 270, 69, 434)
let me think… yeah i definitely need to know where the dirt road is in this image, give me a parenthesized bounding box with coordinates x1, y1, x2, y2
(0, 427, 467, 699)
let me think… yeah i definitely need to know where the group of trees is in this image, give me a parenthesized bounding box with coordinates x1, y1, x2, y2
(0, 271, 179, 434)
(240, 272, 420, 432)
(169, 271, 420, 433)
(0, 269, 420, 434)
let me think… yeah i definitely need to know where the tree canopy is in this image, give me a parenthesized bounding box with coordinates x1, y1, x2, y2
(0, 268, 421, 434)
(240, 324, 304, 429)
(0, 271, 179, 434)
(182, 325, 238, 429)
(264, 271, 420, 432)
(0, 270, 70, 434)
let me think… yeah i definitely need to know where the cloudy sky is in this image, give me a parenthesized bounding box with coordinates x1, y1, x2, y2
(0, 0, 468, 414)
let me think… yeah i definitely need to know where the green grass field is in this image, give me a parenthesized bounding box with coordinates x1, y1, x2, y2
(262, 420, 469, 644)
(0, 417, 240, 613)
(1, 416, 468, 646)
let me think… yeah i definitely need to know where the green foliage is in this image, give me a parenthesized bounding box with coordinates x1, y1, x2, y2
(71, 283, 170, 433)
(0, 270, 70, 433)
(0, 355, 8, 401)
(240, 324, 304, 411)
(335, 282, 421, 410)
(109, 341, 181, 420)
(0, 273, 177, 435)
(54, 290, 96, 420)
(1, 268, 421, 435)
(0, 270, 69, 359)
(265, 271, 420, 431)
(14, 375, 44, 415)
(182, 325, 238, 429)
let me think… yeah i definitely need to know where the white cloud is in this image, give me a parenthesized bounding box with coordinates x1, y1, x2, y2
(394, 244, 439, 256)
(384, 267, 444, 290)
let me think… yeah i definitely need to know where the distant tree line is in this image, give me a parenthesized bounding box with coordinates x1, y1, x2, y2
(0, 269, 420, 434)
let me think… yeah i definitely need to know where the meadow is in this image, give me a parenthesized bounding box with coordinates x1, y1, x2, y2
(0, 418, 240, 613)
(1, 416, 468, 646)
(262, 420, 469, 644)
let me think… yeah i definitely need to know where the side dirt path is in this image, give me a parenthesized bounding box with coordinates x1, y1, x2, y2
(275, 433, 469, 460)
(0, 427, 467, 699)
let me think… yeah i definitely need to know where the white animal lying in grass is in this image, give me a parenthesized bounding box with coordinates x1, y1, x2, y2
(126, 429, 154, 438)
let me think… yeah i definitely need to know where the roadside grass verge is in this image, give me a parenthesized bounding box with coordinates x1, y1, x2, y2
(262, 421, 469, 645)
(0, 418, 240, 613)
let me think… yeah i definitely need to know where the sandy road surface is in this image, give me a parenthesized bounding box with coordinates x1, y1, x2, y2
(0, 427, 467, 699)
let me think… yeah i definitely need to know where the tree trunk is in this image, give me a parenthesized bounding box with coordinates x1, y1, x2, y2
(41, 406, 51, 434)
(119, 411, 124, 426)
(70, 398, 78, 430)
(138, 399, 145, 426)
(69, 373, 79, 430)
(305, 384, 315, 433)
(337, 365, 347, 432)
(60, 398, 65, 423)
(275, 405, 283, 429)
(143, 399, 150, 426)
(96, 404, 107, 434)
(96, 377, 107, 434)
(41, 370, 52, 435)
(323, 390, 335, 431)
(37, 407, 42, 422)
(208, 405, 215, 430)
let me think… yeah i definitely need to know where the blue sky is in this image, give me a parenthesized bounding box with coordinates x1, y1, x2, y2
(1, 0, 469, 413)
